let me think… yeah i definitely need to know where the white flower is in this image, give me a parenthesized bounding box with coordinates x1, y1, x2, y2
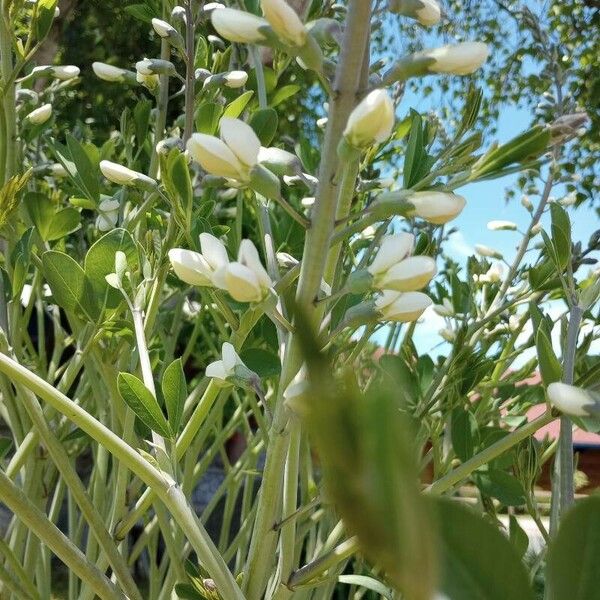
(487, 220, 517, 231)
(186, 118, 260, 182)
(213, 239, 272, 303)
(99, 160, 157, 189)
(390, 0, 441, 26)
(152, 18, 176, 38)
(344, 89, 395, 148)
(547, 383, 599, 418)
(223, 70, 248, 88)
(368, 233, 414, 275)
(474, 262, 503, 284)
(422, 42, 489, 75)
(50, 163, 67, 177)
(211, 7, 268, 43)
(95, 199, 120, 232)
(475, 244, 503, 259)
(439, 327, 455, 342)
(408, 191, 466, 224)
(375, 290, 432, 322)
(260, 0, 307, 46)
(92, 62, 129, 82)
(316, 117, 328, 129)
(433, 298, 454, 317)
(206, 342, 245, 385)
(26, 103, 52, 124)
(168, 233, 230, 287)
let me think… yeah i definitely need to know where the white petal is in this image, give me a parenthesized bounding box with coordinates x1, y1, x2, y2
(221, 342, 241, 373)
(205, 360, 228, 381)
(368, 233, 414, 275)
(224, 262, 263, 303)
(238, 239, 272, 289)
(199, 233, 229, 270)
(168, 248, 213, 286)
(378, 256, 437, 291)
(186, 133, 245, 179)
(219, 118, 260, 167)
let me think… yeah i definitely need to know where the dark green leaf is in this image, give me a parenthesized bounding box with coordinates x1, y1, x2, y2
(546, 495, 600, 600)
(117, 373, 171, 438)
(474, 469, 527, 506)
(451, 407, 478, 462)
(223, 91, 254, 119)
(249, 108, 278, 145)
(195, 102, 223, 135)
(509, 515, 529, 560)
(434, 497, 534, 600)
(550, 203, 572, 269)
(34, 0, 58, 40)
(239, 348, 281, 378)
(535, 328, 562, 387)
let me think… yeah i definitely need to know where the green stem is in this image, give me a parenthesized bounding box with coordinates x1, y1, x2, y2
(243, 3, 374, 598)
(0, 351, 245, 600)
(427, 411, 556, 495)
(183, 0, 195, 142)
(0, 468, 124, 600)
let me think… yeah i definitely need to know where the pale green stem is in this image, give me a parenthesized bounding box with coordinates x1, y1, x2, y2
(0, 469, 124, 600)
(0, 352, 245, 600)
(243, 3, 374, 598)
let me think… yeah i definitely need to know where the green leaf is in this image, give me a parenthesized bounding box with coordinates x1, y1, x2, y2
(223, 91, 254, 118)
(509, 515, 529, 560)
(546, 495, 600, 600)
(11, 228, 34, 300)
(195, 102, 223, 135)
(133, 99, 152, 147)
(403, 111, 424, 188)
(161, 359, 186, 434)
(123, 3, 154, 23)
(34, 0, 58, 40)
(65, 134, 100, 202)
(434, 498, 535, 600)
(45, 208, 81, 241)
(550, 203, 572, 269)
(474, 469, 527, 506)
(42, 251, 97, 320)
(249, 108, 278, 145)
(169, 152, 193, 215)
(24, 192, 54, 240)
(84, 228, 138, 311)
(337, 575, 393, 599)
(174, 583, 204, 600)
(239, 348, 281, 378)
(451, 407, 478, 462)
(269, 84, 301, 108)
(117, 373, 171, 438)
(535, 328, 562, 387)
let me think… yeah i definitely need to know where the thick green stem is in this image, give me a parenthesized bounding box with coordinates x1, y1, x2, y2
(243, 3, 373, 598)
(0, 352, 245, 600)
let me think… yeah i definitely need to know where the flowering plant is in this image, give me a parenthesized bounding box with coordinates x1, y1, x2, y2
(0, 0, 597, 599)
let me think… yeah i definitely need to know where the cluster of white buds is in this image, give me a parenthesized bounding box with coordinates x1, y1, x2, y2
(368, 233, 435, 323)
(99, 160, 157, 191)
(25, 103, 52, 125)
(473, 262, 503, 284)
(210, 1, 322, 71)
(343, 89, 395, 150)
(187, 118, 259, 183)
(389, 0, 442, 26)
(368, 233, 437, 292)
(169, 234, 273, 303)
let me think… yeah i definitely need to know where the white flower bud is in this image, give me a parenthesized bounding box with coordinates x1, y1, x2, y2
(530, 223, 542, 236)
(135, 58, 176, 76)
(206, 342, 245, 385)
(26, 103, 52, 124)
(46, 65, 80, 80)
(408, 191, 466, 224)
(375, 290, 432, 322)
(260, 0, 307, 46)
(283, 366, 309, 415)
(316, 117, 328, 129)
(99, 160, 157, 189)
(343, 89, 395, 148)
(368, 233, 414, 275)
(152, 18, 176, 38)
(211, 7, 269, 44)
(168, 249, 214, 286)
(547, 383, 600, 418)
(257, 146, 302, 176)
(439, 327, 455, 342)
(521, 195, 533, 211)
(92, 62, 130, 82)
(389, 0, 442, 26)
(422, 42, 489, 75)
(223, 70, 248, 88)
(187, 134, 245, 179)
(475, 244, 503, 259)
(376, 256, 437, 292)
(487, 220, 517, 231)
(95, 199, 120, 232)
(559, 192, 577, 207)
(50, 163, 67, 177)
